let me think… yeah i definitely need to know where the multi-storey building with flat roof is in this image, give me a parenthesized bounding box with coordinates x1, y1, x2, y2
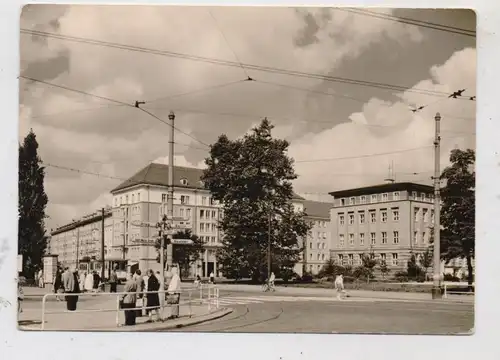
(329, 182, 435, 273)
(51, 163, 307, 278)
(302, 200, 332, 275)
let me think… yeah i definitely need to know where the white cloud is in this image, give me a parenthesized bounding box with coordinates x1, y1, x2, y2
(153, 154, 205, 169)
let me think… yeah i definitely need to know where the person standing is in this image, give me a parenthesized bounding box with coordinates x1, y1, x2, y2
(38, 269, 44, 288)
(53, 269, 63, 301)
(62, 267, 79, 311)
(85, 272, 93, 293)
(134, 269, 145, 317)
(92, 271, 100, 293)
(121, 273, 138, 326)
(209, 271, 215, 284)
(334, 274, 345, 300)
(146, 269, 161, 322)
(109, 264, 118, 293)
(167, 267, 182, 320)
(79, 271, 86, 293)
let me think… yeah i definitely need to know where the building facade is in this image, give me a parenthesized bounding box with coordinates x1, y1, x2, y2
(302, 200, 332, 275)
(329, 182, 436, 273)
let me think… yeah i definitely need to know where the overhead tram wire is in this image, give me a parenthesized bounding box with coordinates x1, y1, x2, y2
(208, 9, 253, 81)
(337, 8, 476, 37)
(21, 75, 213, 148)
(21, 28, 457, 98)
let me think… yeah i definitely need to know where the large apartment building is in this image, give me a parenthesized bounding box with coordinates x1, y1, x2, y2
(329, 182, 435, 272)
(51, 163, 308, 278)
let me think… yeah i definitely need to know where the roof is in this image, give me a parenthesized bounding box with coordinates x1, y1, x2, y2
(303, 200, 332, 219)
(111, 163, 305, 200)
(328, 182, 434, 198)
(51, 210, 112, 236)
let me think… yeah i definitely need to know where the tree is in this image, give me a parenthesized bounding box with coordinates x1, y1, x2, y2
(378, 261, 390, 281)
(155, 229, 204, 279)
(201, 119, 311, 282)
(359, 252, 378, 283)
(406, 253, 424, 281)
(419, 246, 433, 281)
(439, 149, 475, 287)
(18, 129, 49, 279)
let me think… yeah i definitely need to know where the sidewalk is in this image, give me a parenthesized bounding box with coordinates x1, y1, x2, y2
(18, 287, 232, 331)
(215, 283, 474, 303)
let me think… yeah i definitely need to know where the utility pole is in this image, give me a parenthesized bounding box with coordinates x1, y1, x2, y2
(76, 227, 80, 269)
(166, 111, 175, 271)
(101, 208, 105, 283)
(432, 113, 442, 299)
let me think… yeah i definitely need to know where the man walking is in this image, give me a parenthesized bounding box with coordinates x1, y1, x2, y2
(121, 273, 138, 326)
(109, 264, 118, 293)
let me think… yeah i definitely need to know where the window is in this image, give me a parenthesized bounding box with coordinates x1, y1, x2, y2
(186, 209, 191, 218)
(414, 208, 420, 221)
(381, 210, 387, 223)
(393, 191, 400, 201)
(360, 196, 367, 204)
(359, 233, 365, 246)
(370, 232, 376, 245)
(137, 193, 140, 202)
(370, 211, 376, 223)
(423, 208, 428, 222)
(181, 195, 190, 205)
(126, 195, 129, 204)
(180, 178, 188, 186)
(206, 211, 211, 220)
(349, 197, 355, 205)
(393, 231, 399, 244)
(309, 253, 313, 260)
(382, 193, 388, 202)
(421, 193, 426, 201)
(210, 198, 215, 206)
(317, 232, 321, 239)
(339, 214, 345, 226)
(371, 194, 377, 203)
(431, 210, 435, 224)
(321, 254, 325, 261)
(359, 212, 365, 224)
(120, 197, 123, 205)
(212, 236, 216, 243)
(132, 194, 135, 203)
(348, 254, 354, 265)
(392, 253, 399, 266)
(349, 233, 354, 246)
(162, 194, 166, 202)
(414, 231, 418, 244)
(317, 242, 320, 249)
(339, 234, 345, 247)
(322, 242, 326, 249)
(212, 224, 216, 233)
(114, 198, 118, 207)
(423, 231, 427, 244)
(392, 209, 399, 222)
(200, 210, 205, 219)
(412, 191, 417, 199)
(200, 223, 205, 232)
(338, 254, 344, 264)
(212, 210, 216, 218)
(348, 213, 355, 225)
(309, 242, 312, 249)
(380, 253, 387, 265)
(340, 198, 346, 206)
(317, 254, 320, 261)
(381, 231, 388, 244)
(202, 197, 207, 206)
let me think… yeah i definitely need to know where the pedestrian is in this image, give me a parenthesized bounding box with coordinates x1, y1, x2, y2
(166, 267, 182, 320)
(38, 269, 44, 288)
(269, 271, 276, 291)
(134, 269, 145, 317)
(109, 264, 118, 293)
(194, 274, 201, 288)
(62, 267, 80, 311)
(17, 279, 24, 314)
(79, 271, 86, 292)
(53, 269, 63, 301)
(146, 269, 161, 322)
(92, 271, 100, 293)
(120, 273, 138, 326)
(209, 271, 215, 284)
(334, 274, 346, 300)
(85, 272, 93, 293)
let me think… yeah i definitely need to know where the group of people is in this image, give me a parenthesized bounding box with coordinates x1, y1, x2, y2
(78, 271, 102, 294)
(120, 267, 182, 326)
(34, 269, 44, 288)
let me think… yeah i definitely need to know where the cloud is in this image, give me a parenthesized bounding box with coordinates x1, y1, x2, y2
(19, 6, 471, 230)
(153, 154, 206, 169)
(288, 47, 476, 196)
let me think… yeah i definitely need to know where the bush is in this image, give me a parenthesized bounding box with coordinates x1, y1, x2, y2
(443, 273, 461, 282)
(301, 272, 313, 283)
(394, 271, 409, 282)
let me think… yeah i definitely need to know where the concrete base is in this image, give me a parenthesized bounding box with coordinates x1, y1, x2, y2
(431, 286, 443, 299)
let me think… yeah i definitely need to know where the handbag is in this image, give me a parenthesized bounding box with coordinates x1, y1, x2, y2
(136, 297, 144, 308)
(166, 293, 180, 305)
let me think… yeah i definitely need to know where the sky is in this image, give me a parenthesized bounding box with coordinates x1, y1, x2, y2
(18, 5, 476, 231)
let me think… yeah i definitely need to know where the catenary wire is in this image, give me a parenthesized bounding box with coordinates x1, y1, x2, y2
(21, 28, 460, 98)
(338, 8, 476, 37)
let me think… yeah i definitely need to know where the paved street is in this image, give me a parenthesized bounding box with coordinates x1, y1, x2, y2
(168, 289, 474, 334)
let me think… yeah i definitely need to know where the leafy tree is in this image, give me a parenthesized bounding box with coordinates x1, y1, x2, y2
(201, 119, 311, 282)
(318, 258, 344, 278)
(155, 229, 204, 279)
(439, 149, 475, 287)
(419, 246, 433, 281)
(359, 252, 378, 283)
(18, 129, 48, 279)
(406, 253, 424, 281)
(378, 261, 391, 281)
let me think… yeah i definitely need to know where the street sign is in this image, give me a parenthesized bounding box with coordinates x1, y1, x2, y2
(171, 223, 191, 229)
(131, 220, 157, 228)
(171, 238, 194, 245)
(164, 216, 190, 221)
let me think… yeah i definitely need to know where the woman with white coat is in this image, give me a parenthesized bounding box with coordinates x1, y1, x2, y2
(85, 272, 94, 293)
(166, 267, 182, 319)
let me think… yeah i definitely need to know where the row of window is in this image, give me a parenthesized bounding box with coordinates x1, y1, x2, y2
(200, 223, 218, 233)
(414, 207, 434, 223)
(199, 209, 217, 220)
(311, 231, 328, 239)
(115, 192, 142, 207)
(339, 191, 433, 206)
(338, 208, 399, 226)
(314, 221, 328, 228)
(338, 231, 400, 247)
(309, 253, 327, 261)
(309, 242, 327, 250)
(200, 236, 217, 244)
(338, 253, 399, 266)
